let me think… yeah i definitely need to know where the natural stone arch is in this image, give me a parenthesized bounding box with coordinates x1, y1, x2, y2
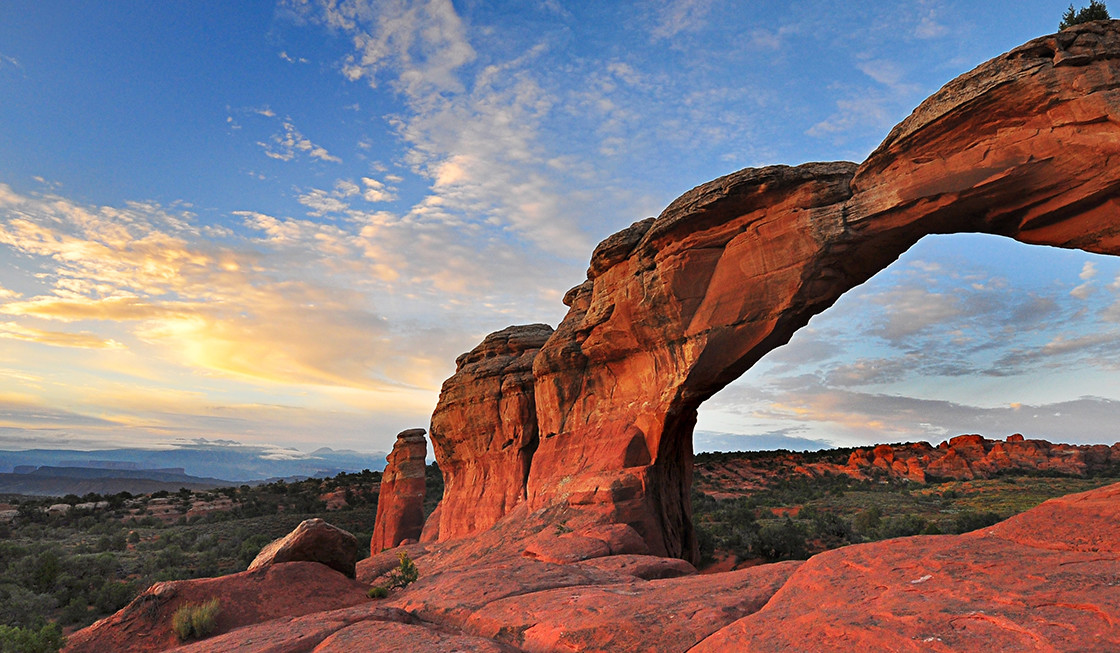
(528, 22, 1120, 562)
(425, 22, 1120, 563)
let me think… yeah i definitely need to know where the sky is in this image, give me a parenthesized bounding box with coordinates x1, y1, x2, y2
(0, 1, 1118, 456)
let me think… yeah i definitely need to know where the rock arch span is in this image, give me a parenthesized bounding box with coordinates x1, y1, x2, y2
(426, 22, 1120, 563)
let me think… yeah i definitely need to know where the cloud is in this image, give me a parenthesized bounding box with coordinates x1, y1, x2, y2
(0, 185, 470, 395)
(823, 357, 913, 387)
(0, 322, 123, 349)
(1072, 261, 1098, 298)
(278, 51, 309, 64)
(914, 12, 948, 39)
(360, 177, 396, 202)
(318, 0, 477, 97)
(648, 0, 717, 41)
(298, 0, 610, 259)
(807, 94, 896, 140)
(865, 284, 963, 343)
(258, 119, 341, 163)
(706, 373, 1120, 446)
(990, 333, 1120, 375)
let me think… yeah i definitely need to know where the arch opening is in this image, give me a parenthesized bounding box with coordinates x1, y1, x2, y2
(695, 232, 1120, 454)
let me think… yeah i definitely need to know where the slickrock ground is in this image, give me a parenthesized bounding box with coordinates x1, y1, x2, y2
(65, 482, 1120, 652)
(63, 562, 372, 653)
(692, 483, 1120, 652)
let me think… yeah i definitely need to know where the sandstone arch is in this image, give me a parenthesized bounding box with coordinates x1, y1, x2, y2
(429, 22, 1120, 562)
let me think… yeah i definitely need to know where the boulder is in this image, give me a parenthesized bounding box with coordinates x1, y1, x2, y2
(249, 518, 358, 578)
(371, 428, 428, 553)
(62, 562, 369, 653)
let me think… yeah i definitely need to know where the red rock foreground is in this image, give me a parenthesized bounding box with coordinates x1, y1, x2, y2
(65, 482, 1120, 652)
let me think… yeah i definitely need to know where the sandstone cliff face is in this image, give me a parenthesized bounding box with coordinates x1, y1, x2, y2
(370, 429, 427, 553)
(426, 324, 553, 542)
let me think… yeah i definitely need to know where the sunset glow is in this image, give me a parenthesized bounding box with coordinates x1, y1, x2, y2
(2, 1, 1118, 454)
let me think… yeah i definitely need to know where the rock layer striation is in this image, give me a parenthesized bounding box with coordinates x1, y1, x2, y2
(425, 324, 553, 542)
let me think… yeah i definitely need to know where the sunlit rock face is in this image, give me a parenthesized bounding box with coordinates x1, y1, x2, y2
(370, 429, 428, 553)
(425, 324, 553, 542)
(430, 22, 1120, 562)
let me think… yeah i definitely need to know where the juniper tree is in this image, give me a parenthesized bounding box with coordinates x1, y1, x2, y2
(1060, 1, 1110, 29)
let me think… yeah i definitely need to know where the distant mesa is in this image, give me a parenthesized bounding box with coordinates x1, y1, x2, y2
(694, 434, 1120, 498)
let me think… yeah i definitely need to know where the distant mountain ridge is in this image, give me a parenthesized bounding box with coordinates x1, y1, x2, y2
(0, 441, 390, 496)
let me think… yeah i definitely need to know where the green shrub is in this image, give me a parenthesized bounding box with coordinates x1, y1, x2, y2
(0, 622, 65, 653)
(367, 586, 389, 599)
(1060, 1, 1110, 29)
(171, 598, 220, 641)
(755, 518, 809, 561)
(385, 551, 419, 589)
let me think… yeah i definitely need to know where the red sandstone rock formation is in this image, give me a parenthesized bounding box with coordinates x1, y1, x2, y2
(517, 22, 1120, 561)
(848, 434, 1119, 482)
(370, 428, 428, 553)
(695, 435, 1120, 496)
(249, 518, 359, 578)
(426, 324, 552, 542)
(63, 562, 371, 653)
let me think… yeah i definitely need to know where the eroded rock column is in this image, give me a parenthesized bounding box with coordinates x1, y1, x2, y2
(425, 324, 553, 542)
(370, 428, 427, 553)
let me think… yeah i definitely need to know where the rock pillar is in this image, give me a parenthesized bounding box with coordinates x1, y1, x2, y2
(370, 428, 427, 554)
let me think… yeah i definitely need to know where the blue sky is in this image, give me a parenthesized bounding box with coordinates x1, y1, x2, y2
(0, 1, 1117, 455)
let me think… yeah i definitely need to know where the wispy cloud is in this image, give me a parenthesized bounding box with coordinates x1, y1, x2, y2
(292, 0, 605, 258)
(0, 53, 21, 69)
(648, 0, 717, 41)
(257, 119, 341, 163)
(0, 322, 123, 349)
(0, 185, 456, 395)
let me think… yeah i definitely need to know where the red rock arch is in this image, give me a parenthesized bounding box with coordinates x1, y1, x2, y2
(430, 22, 1120, 562)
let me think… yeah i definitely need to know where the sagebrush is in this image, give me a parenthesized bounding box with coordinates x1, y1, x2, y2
(171, 598, 220, 641)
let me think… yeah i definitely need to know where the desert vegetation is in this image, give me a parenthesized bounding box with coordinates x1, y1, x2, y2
(1061, 1, 1110, 29)
(171, 598, 220, 642)
(0, 469, 390, 647)
(691, 453, 1120, 567)
(1, 449, 1117, 650)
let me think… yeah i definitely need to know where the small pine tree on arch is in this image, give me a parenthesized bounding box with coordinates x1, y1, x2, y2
(1060, 1, 1110, 29)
